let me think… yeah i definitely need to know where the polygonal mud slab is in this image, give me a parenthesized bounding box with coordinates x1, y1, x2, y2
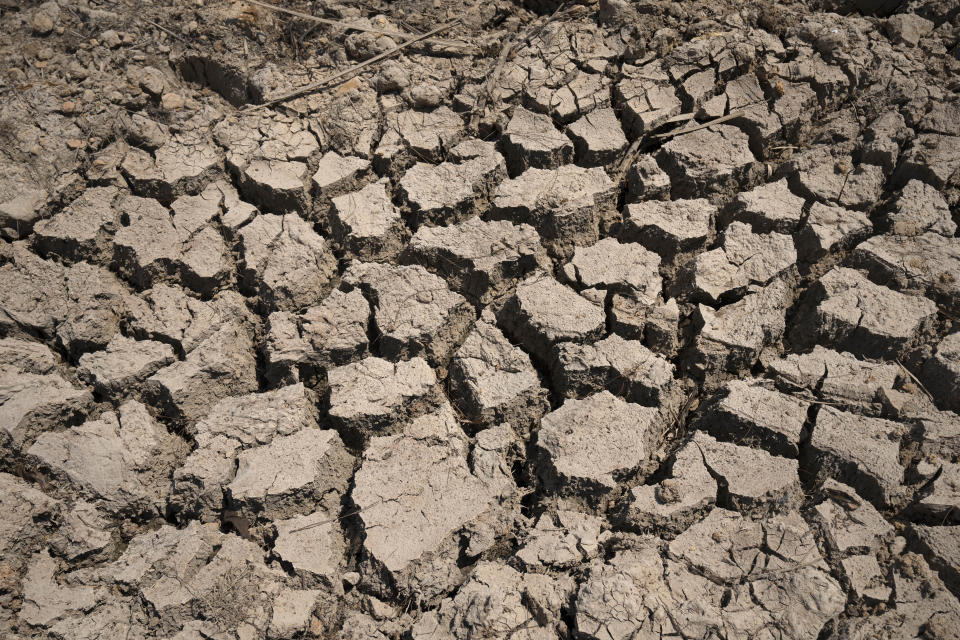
(352, 406, 518, 603)
(501, 106, 573, 175)
(806, 406, 906, 508)
(561, 237, 662, 301)
(329, 179, 407, 261)
(343, 261, 474, 365)
(550, 334, 680, 408)
(622, 198, 715, 259)
(239, 213, 338, 312)
(729, 178, 806, 234)
(702, 379, 810, 457)
(398, 153, 506, 227)
(497, 272, 605, 362)
(536, 391, 665, 508)
(792, 267, 937, 360)
(27, 401, 186, 518)
(852, 232, 960, 316)
(657, 124, 759, 198)
(763, 345, 901, 406)
(227, 428, 352, 522)
(326, 356, 442, 444)
(565, 107, 628, 167)
(405, 216, 547, 306)
(492, 164, 617, 257)
(447, 315, 548, 431)
(77, 335, 176, 398)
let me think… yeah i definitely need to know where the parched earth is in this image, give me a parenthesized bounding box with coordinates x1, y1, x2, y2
(1, 0, 960, 638)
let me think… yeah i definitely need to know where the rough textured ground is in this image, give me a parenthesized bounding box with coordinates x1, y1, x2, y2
(1, 0, 960, 638)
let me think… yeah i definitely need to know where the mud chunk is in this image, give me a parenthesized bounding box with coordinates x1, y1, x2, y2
(730, 178, 806, 234)
(113, 192, 232, 295)
(626, 155, 671, 201)
(838, 552, 960, 639)
(32, 186, 120, 263)
(795, 202, 872, 262)
(239, 213, 338, 312)
(77, 334, 176, 397)
(120, 133, 221, 202)
(238, 159, 308, 214)
(720, 221, 797, 284)
(562, 238, 663, 301)
(885, 180, 956, 237)
(852, 232, 960, 315)
(0, 337, 58, 374)
(616, 62, 682, 136)
(566, 108, 627, 167)
(375, 106, 463, 168)
(172, 384, 318, 518)
(447, 317, 548, 431)
(0, 244, 128, 356)
(227, 428, 352, 522)
(765, 345, 900, 406)
(690, 278, 791, 375)
(894, 134, 960, 190)
(619, 437, 716, 533)
(343, 262, 473, 365)
(578, 512, 843, 640)
(273, 511, 345, 588)
(405, 217, 547, 305)
(501, 106, 573, 175)
(353, 408, 516, 602)
(27, 401, 186, 517)
(143, 320, 257, 424)
(861, 110, 911, 174)
(622, 198, 715, 259)
(551, 334, 679, 408)
(705, 379, 810, 457)
(411, 562, 568, 639)
(492, 165, 617, 257)
(263, 290, 370, 384)
(516, 510, 604, 569)
(843, 555, 892, 603)
(678, 222, 795, 303)
(921, 332, 960, 412)
(807, 406, 905, 508)
(610, 295, 680, 356)
(813, 480, 894, 555)
(311, 151, 370, 202)
(398, 153, 506, 226)
(92, 522, 297, 636)
(124, 285, 250, 355)
(0, 367, 92, 452)
(911, 525, 960, 598)
(19, 551, 103, 628)
(497, 273, 605, 362)
(800, 159, 886, 211)
(0, 472, 61, 567)
(537, 391, 664, 507)
(657, 125, 759, 198)
(886, 13, 935, 46)
(795, 267, 937, 359)
(329, 179, 407, 260)
(691, 431, 800, 514)
(327, 356, 441, 441)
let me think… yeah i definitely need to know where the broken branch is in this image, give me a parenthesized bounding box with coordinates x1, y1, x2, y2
(242, 17, 462, 113)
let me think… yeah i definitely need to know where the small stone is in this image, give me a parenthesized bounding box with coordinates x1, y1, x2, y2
(32, 12, 55, 36)
(138, 66, 166, 97)
(161, 92, 185, 110)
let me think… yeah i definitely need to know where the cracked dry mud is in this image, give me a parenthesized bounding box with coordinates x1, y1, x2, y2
(1, 0, 960, 638)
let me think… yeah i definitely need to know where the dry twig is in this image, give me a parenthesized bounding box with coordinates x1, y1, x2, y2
(242, 18, 461, 113)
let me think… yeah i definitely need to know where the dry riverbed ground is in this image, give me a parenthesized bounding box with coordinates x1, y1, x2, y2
(1, 0, 960, 638)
